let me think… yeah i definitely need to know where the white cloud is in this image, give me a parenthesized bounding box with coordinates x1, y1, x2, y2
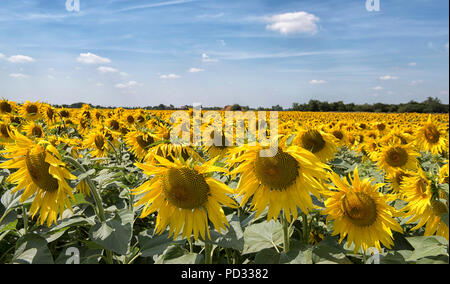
(47, 75, 55, 79)
(217, 40, 226, 46)
(202, 53, 219, 63)
(97, 66, 118, 74)
(189, 68, 204, 73)
(160, 73, 180, 79)
(445, 42, 449, 51)
(440, 90, 449, 96)
(0, 53, 5, 60)
(115, 81, 143, 89)
(410, 80, 423, 86)
(373, 86, 384, 91)
(310, 79, 327, 84)
(77, 53, 111, 64)
(265, 11, 320, 35)
(7, 55, 35, 63)
(408, 62, 417, 66)
(120, 72, 129, 77)
(9, 73, 28, 78)
(379, 75, 398, 80)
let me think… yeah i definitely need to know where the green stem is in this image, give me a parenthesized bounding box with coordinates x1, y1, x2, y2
(22, 205, 28, 235)
(188, 237, 194, 253)
(281, 213, 290, 253)
(64, 156, 113, 264)
(204, 241, 213, 264)
(107, 139, 121, 164)
(64, 156, 106, 222)
(302, 213, 309, 245)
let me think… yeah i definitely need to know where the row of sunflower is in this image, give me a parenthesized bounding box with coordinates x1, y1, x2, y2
(0, 99, 448, 264)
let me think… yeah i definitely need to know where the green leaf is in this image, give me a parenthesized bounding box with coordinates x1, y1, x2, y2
(210, 213, 244, 251)
(77, 169, 96, 181)
(405, 236, 449, 262)
(380, 250, 411, 264)
(138, 230, 184, 257)
(153, 245, 196, 264)
(70, 193, 93, 207)
(0, 219, 18, 242)
(12, 234, 54, 264)
(279, 241, 313, 264)
(312, 236, 353, 264)
(242, 220, 283, 255)
(89, 209, 133, 255)
(0, 219, 17, 234)
(254, 248, 280, 264)
(162, 253, 204, 264)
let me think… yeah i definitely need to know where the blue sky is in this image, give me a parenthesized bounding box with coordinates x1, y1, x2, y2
(0, 0, 448, 108)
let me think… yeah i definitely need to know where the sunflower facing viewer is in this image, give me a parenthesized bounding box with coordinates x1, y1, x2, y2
(132, 155, 237, 241)
(0, 131, 76, 226)
(323, 168, 403, 253)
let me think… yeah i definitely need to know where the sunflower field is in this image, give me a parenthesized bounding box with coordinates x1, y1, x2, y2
(0, 99, 449, 265)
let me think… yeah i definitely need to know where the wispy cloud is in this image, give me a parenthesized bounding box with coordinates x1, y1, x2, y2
(116, 0, 199, 13)
(160, 74, 181, 79)
(202, 53, 219, 62)
(97, 66, 118, 74)
(115, 81, 143, 89)
(10, 73, 28, 78)
(310, 79, 327, 84)
(77, 53, 111, 64)
(209, 50, 349, 60)
(189, 68, 204, 73)
(379, 75, 398, 80)
(7, 55, 35, 63)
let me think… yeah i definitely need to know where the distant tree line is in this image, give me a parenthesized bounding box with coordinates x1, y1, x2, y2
(53, 97, 448, 113)
(289, 97, 448, 113)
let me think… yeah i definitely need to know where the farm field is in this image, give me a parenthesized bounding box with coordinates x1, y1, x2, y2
(0, 99, 448, 264)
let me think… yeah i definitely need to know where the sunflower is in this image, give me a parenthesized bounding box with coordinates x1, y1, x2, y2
(202, 128, 234, 159)
(132, 155, 237, 241)
(376, 144, 418, 173)
(19, 101, 42, 121)
(125, 129, 157, 161)
(415, 116, 448, 155)
(0, 130, 76, 226)
(292, 129, 337, 162)
(322, 168, 403, 253)
(83, 129, 112, 158)
(400, 169, 449, 240)
(0, 99, 16, 115)
(23, 121, 45, 139)
(41, 104, 57, 125)
(439, 163, 449, 184)
(229, 145, 329, 222)
(385, 169, 414, 194)
(0, 121, 14, 143)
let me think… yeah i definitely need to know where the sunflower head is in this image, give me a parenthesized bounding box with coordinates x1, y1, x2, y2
(0, 99, 15, 114)
(133, 155, 236, 241)
(323, 168, 403, 252)
(253, 148, 299, 191)
(162, 167, 210, 209)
